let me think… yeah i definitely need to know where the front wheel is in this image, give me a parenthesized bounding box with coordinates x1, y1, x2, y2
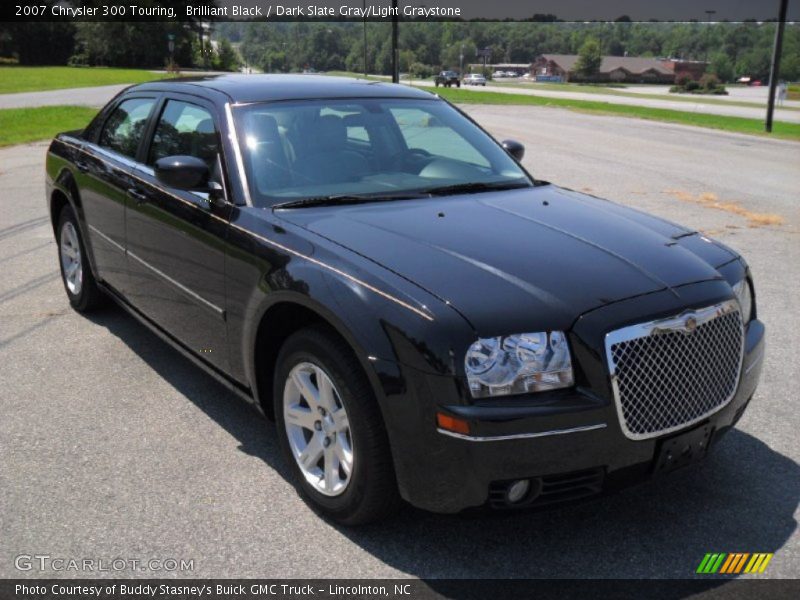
(273, 327, 400, 525)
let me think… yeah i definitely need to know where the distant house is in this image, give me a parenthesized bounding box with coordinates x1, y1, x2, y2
(661, 59, 708, 82)
(531, 54, 675, 83)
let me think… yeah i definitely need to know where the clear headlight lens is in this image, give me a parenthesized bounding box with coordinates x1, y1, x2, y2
(465, 331, 574, 398)
(732, 278, 753, 323)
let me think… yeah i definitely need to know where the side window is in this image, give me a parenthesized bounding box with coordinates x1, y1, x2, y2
(389, 107, 489, 168)
(148, 100, 219, 170)
(98, 98, 156, 159)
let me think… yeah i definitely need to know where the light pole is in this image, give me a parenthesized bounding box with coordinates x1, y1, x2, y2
(766, 0, 789, 132)
(459, 44, 464, 75)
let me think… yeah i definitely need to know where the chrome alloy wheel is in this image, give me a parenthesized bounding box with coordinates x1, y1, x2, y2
(283, 362, 353, 496)
(60, 221, 83, 296)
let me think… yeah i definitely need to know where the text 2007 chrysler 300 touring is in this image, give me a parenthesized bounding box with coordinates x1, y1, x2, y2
(46, 75, 764, 524)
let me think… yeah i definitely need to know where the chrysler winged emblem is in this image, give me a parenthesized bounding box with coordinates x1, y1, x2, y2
(684, 316, 698, 333)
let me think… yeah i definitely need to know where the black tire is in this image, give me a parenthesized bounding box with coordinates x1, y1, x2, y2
(273, 326, 400, 525)
(56, 205, 105, 312)
(456, 82, 461, 88)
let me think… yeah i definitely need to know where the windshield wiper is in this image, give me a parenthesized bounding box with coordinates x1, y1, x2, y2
(273, 193, 424, 209)
(422, 181, 530, 197)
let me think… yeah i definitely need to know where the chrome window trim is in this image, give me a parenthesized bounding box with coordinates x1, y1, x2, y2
(225, 102, 252, 206)
(437, 423, 607, 442)
(605, 299, 745, 441)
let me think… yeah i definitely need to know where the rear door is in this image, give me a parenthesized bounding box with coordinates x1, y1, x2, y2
(125, 94, 231, 372)
(79, 96, 158, 293)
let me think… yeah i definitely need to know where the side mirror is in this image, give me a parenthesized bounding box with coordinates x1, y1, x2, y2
(154, 155, 210, 191)
(502, 139, 525, 161)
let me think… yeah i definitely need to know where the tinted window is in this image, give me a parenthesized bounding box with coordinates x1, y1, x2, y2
(148, 100, 219, 169)
(98, 98, 155, 159)
(235, 98, 530, 207)
(389, 107, 488, 167)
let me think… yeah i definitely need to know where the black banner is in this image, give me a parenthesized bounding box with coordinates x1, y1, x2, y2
(1, 0, 798, 23)
(2, 580, 800, 600)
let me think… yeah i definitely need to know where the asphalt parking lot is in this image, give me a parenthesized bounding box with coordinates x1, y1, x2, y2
(1, 105, 798, 580)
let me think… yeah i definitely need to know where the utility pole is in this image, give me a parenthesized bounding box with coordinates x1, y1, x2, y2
(460, 44, 464, 75)
(391, 0, 399, 83)
(363, 0, 368, 77)
(766, 0, 789, 133)
(704, 10, 716, 62)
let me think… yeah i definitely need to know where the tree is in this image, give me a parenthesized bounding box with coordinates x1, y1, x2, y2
(709, 52, 734, 82)
(575, 38, 602, 79)
(213, 38, 240, 72)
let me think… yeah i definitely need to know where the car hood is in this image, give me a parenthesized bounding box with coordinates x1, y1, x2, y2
(278, 185, 738, 335)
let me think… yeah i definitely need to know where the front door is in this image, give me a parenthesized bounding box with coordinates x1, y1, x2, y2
(125, 96, 231, 372)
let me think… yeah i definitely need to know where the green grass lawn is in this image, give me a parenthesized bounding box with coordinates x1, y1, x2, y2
(0, 106, 98, 147)
(0, 66, 170, 95)
(433, 87, 800, 141)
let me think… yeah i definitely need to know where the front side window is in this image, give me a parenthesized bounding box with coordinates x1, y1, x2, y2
(98, 98, 156, 159)
(234, 98, 531, 207)
(147, 100, 219, 171)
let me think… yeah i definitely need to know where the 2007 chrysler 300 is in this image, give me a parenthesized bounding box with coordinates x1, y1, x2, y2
(46, 75, 764, 524)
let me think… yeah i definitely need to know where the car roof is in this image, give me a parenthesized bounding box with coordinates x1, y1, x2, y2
(131, 74, 439, 103)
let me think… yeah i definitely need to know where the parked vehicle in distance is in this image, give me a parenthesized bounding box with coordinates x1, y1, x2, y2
(492, 71, 506, 78)
(463, 73, 487, 86)
(434, 70, 461, 87)
(47, 74, 763, 524)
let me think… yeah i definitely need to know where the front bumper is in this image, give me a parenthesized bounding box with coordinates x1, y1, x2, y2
(378, 283, 765, 513)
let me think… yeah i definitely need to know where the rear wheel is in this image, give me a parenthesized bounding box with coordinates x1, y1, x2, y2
(57, 205, 105, 312)
(273, 326, 400, 525)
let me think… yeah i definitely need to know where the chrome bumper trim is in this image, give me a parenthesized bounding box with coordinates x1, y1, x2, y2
(437, 422, 607, 442)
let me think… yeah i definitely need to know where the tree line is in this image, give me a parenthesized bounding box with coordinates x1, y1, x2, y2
(223, 20, 800, 82)
(0, 1, 239, 71)
(2, 9, 798, 83)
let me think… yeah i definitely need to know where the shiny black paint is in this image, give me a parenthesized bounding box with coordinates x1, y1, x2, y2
(45, 75, 764, 513)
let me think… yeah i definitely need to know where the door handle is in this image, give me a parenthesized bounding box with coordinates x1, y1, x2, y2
(127, 187, 148, 205)
(74, 160, 89, 173)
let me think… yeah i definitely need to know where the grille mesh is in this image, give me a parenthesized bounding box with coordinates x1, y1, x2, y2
(608, 306, 743, 439)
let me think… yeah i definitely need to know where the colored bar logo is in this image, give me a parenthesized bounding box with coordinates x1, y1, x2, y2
(696, 553, 774, 574)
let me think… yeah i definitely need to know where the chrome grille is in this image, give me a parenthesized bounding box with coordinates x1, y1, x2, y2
(605, 300, 744, 440)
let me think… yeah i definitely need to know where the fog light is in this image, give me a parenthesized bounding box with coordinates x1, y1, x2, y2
(506, 479, 530, 504)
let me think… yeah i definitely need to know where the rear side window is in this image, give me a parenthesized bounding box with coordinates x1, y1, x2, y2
(98, 98, 156, 159)
(147, 100, 219, 168)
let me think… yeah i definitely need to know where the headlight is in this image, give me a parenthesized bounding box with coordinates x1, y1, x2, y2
(732, 278, 753, 323)
(465, 331, 574, 398)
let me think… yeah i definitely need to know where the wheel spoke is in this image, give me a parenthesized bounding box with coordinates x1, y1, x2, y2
(324, 446, 339, 491)
(332, 408, 348, 432)
(285, 405, 316, 431)
(316, 367, 337, 411)
(298, 434, 323, 470)
(292, 370, 319, 409)
(334, 439, 352, 476)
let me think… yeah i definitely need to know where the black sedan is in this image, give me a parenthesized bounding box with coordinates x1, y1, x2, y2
(46, 75, 764, 524)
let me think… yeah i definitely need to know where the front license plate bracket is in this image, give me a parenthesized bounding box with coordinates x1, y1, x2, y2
(653, 423, 713, 474)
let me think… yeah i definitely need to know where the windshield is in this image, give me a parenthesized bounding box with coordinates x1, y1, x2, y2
(233, 98, 532, 207)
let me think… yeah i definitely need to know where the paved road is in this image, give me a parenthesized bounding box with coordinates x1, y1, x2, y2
(0, 84, 132, 109)
(1, 107, 798, 580)
(407, 79, 800, 123)
(623, 84, 800, 109)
